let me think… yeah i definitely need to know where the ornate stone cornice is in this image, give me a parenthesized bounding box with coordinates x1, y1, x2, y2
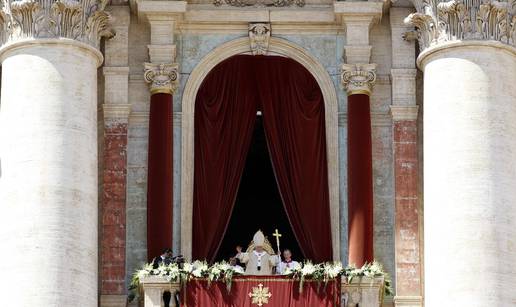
(214, 0, 304, 7)
(341, 63, 377, 96)
(405, 0, 516, 52)
(0, 0, 113, 48)
(249, 22, 270, 56)
(144, 62, 179, 95)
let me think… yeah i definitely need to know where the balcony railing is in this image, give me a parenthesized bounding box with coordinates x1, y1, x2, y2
(137, 275, 384, 307)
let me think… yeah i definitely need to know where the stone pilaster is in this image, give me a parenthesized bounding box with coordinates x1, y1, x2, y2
(390, 8, 423, 307)
(100, 6, 130, 307)
(0, 1, 112, 306)
(406, 0, 516, 305)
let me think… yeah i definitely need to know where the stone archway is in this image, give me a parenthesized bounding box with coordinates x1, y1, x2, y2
(181, 37, 340, 261)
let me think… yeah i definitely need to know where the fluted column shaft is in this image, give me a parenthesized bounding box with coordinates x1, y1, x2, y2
(406, 0, 516, 304)
(421, 43, 516, 306)
(0, 1, 111, 305)
(0, 41, 104, 306)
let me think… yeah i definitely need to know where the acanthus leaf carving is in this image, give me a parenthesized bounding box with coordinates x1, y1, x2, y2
(0, 0, 114, 49)
(405, 0, 516, 51)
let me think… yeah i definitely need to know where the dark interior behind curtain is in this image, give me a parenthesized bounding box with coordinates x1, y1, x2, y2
(193, 55, 332, 262)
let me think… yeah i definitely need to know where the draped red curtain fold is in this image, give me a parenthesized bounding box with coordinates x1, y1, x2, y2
(256, 57, 333, 263)
(147, 93, 173, 261)
(193, 55, 332, 263)
(347, 93, 374, 266)
(192, 57, 259, 261)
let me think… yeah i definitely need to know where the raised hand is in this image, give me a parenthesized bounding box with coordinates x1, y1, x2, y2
(236, 245, 242, 254)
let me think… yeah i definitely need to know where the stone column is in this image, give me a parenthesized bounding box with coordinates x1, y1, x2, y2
(335, 2, 382, 267)
(139, 2, 185, 260)
(341, 64, 377, 267)
(406, 1, 516, 305)
(0, 1, 112, 306)
(389, 8, 423, 307)
(101, 6, 131, 307)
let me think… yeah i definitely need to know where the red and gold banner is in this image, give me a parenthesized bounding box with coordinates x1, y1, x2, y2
(183, 276, 340, 307)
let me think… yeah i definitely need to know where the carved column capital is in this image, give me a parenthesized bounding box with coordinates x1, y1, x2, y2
(0, 0, 113, 49)
(341, 63, 377, 96)
(405, 0, 516, 52)
(144, 62, 179, 95)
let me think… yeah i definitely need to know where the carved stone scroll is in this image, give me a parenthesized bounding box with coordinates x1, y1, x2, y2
(144, 62, 179, 95)
(341, 63, 377, 96)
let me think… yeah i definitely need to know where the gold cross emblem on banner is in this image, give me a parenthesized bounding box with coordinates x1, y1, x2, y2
(248, 283, 272, 306)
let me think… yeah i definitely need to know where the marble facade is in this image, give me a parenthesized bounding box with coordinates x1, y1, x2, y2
(1, 0, 515, 306)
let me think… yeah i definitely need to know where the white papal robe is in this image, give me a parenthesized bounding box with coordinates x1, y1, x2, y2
(237, 250, 280, 275)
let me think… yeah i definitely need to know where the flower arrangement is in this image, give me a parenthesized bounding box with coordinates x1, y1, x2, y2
(128, 259, 392, 302)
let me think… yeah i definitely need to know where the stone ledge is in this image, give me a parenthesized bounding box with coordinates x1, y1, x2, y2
(390, 105, 419, 121)
(100, 294, 127, 307)
(394, 295, 423, 307)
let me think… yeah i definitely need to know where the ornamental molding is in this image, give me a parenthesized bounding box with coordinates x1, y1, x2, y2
(249, 22, 270, 55)
(341, 63, 377, 96)
(390, 105, 419, 121)
(214, 0, 304, 7)
(144, 62, 179, 95)
(405, 0, 516, 51)
(0, 0, 113, 49)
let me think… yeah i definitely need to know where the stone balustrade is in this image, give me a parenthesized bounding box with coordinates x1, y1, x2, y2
(139, 276, 385, 307)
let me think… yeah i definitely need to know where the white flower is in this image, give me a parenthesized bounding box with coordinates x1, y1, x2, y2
(233, 266, 244, 274)
(324, 262, 342, 278)
(192, 261, 208, 278)
(211, 267, 221, 276)
(219, 263, 231, 272)
(137, 269, 149, 279)
(182, 262, 193, 273)
(301, 262, 316, 276)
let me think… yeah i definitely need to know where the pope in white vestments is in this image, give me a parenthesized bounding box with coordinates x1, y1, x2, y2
(236, 230, 280, 275)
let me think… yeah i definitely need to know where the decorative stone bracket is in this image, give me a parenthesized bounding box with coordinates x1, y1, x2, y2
(0, 0, 114, 48)
(341, 63, 377, 96)
(249, 23, 271, 56)
(144, 62, 179, 95)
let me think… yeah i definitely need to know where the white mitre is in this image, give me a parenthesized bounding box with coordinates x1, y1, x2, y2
(253, 230, 265, 247)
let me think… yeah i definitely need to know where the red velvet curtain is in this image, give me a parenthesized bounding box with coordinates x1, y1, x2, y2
(147, 93, 173, 261)
(347, 93, 374, 266)
(192, 56, 259, 261)
(193, 55, 332, 262)
(257, 57, 333, 262)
